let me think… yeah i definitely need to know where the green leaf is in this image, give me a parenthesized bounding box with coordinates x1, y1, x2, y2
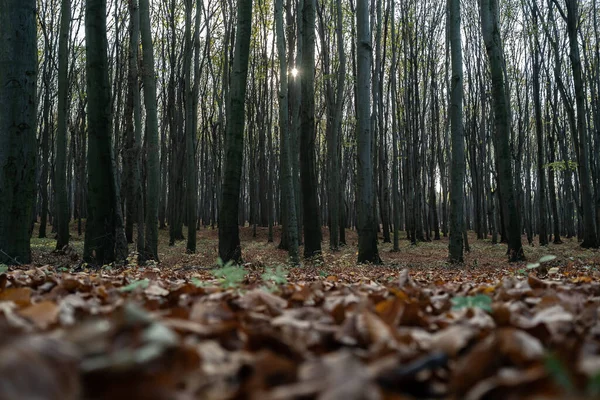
(544, 353, 573, 391)
(451, 294, 492, 312)
(0, 264, 8, 274)
(120, 279, 150, 292)
(539, 255, 557, 263)
(587, 372, 600, 395)
(212, 265, 246, 288)
(261, 265, 288, 285)
(527, 263, 541, 269)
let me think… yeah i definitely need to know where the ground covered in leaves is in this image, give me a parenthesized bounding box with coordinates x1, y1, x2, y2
(2, 226, 600, 399)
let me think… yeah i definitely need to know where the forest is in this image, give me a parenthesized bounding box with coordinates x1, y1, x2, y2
(1, 0, 600, 398)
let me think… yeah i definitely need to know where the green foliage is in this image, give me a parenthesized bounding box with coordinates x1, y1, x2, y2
(212, 258, 246, 288)
(0, 264, 7, 274)
(261, 265, 288, 286)
(545, 160, 578, 172)
(544, 353, 574, 392)
(587, 372, 600, 395)
(191, 277, 210, 288)
(527, 255, 557, 270)
(120, 279, 150, 292)
(451, 294, 492, 312)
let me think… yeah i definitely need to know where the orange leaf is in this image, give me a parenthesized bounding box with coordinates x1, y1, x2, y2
(0, 287, 32, 307)
(19, 301, 60, 329)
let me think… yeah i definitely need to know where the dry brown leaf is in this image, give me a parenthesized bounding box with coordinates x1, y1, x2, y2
(18, 300, 60, 329)
(0, 287, 32, 307)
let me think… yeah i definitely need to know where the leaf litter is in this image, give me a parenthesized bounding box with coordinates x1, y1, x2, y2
(1, 229, 600, 399)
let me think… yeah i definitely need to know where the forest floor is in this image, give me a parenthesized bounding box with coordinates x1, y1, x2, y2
(1, 223, 600, 399)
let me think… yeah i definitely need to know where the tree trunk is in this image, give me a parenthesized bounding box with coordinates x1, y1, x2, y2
(55, 0, 71, 250)
(275, 0, 299, 264)
(139, 0, 159, 260)
(448, 0, 465, 263)
(531, 5, 548, 246)
(84, 0, 126, 264)
(300, 0, 322, 259)
(218, 0, 252, 263)
(390, 0, 399, 252)
(355, 0, 380, 264)
(0, 0, 37, 264)
(562, 0, 598, 248)
(480, 0, 525, 261)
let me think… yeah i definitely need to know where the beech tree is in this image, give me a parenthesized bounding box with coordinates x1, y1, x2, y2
(219, 0, 253, 263)
(84, 0, 127, 264)
(355, 0, 380, 264)
(480, 0, 525, 261)
(0, 0, 37, 265)
(448, 0, 465, 263)
(275, 0, 299, 264)
(300, 0, 322, 259)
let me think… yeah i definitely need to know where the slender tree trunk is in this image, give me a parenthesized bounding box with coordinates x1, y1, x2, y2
(300, 0, 322, 259)
(55, 0, 71, 250)
(356, 0, 380, 264)
(561, 0, 598, 248)
(184, 0, 198, 253)
(390, 0, 399, 252)
(140, 0, 159, 260)
(480, 0, 525, 261)
(531, 5, 548, 246)
(218, 0, 252, 263)
(275, 0, 299, 264)
(448, 0, 465, 263)
(127, 0, 145, 260)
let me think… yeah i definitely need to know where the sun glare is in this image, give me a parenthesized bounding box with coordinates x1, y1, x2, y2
(290, 67, 299, 78)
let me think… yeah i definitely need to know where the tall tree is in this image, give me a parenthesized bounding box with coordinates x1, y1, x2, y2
(390, 0, 400, 252)
(55, 0, 71, 250)
(480, 0, 525, 261)
(184, 0, 198, 253)
(0, 0, 37, 265)
(140, 0, 160, 260)
(554, 0, 598, 248)
(126, 0, 145, 259)
(275, 0, 299, 264)
(300, 0, 322, 258)
(218, 0, 253, 263)
(355, 0, 380, 264)
(530, 3, 548, 246)
(448, 0, 465, 263)
(84, 0, 126, 264)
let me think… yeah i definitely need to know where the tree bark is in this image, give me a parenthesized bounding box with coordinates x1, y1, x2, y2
(355, 0, 380, 264)
(0, 0, 37, 264)
(218, 0, 252, 263)
(560, 0, 598, 248)
(300, 0, 322, 259)
(448, 0, 465, 263)
(55, 0, 71, 250)
(139, 0, 159, 260)
(84, 0, 126, 264)
(275, 0, 299, 264)
(480, 0, 525, 261)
